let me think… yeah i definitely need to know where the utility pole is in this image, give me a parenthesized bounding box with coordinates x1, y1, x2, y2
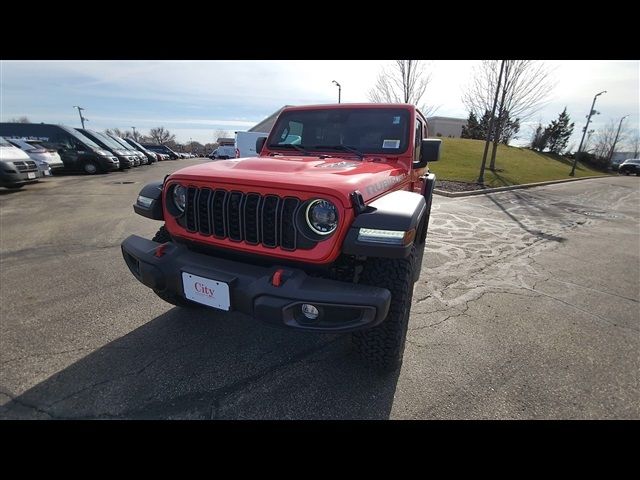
(607, 115, 629, 165)
(73, 106, 87, 129)
(332, 80, 341, 103)
(478, 60, 505, 185)
(570, 90, 606, 176)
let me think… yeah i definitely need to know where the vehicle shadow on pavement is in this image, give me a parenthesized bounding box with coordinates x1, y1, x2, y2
(1, 306, 401, 420)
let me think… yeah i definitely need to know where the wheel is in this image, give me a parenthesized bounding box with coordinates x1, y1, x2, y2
(83, 161, 99, 175)
(352, 244, 417, 373)
(151, 226, 201, 309)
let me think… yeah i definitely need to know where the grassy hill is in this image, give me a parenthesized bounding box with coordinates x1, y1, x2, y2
(429, 138, 606, 187)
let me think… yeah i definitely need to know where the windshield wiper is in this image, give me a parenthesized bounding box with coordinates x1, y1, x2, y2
(312, 144, 364, 160)
(270, 144, 311, 155)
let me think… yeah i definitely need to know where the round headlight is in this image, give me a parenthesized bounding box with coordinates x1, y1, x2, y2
(173, 184, 186, 213)
(305, 199, 338, 235)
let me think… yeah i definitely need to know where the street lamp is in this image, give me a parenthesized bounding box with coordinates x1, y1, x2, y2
(131, 126, 137, 140)
(570, 90, 606, 176)
(332, 80, 341, 103)
(607, 115, 629, 165)
(73, 106, 87, 129)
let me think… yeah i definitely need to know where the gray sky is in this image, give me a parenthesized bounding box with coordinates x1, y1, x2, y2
(1, 60, 638, 149)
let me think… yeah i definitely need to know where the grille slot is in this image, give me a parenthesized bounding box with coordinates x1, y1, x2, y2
(280, 197, 300, 250)
(261, 195, 280, 248)
(227, 192, 244, 241)
(186, 187, 198, 232)
(184, 187, 301, 250)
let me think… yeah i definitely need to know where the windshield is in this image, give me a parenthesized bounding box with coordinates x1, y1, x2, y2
(109, 135, 133, 150)
(60, 125, 102, 150)
(268, 108, 411, 155)
(0, 137, 12, 147)
(124, 138, 144, 150)
(90, 131, 125, 151)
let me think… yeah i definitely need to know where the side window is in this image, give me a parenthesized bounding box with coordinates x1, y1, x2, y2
(414, 118, 423, 161)
(278, 120, 303, 145)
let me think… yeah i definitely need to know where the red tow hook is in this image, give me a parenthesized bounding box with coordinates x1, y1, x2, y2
(154, 243, 168, 258)
(271, 268, 285, 287)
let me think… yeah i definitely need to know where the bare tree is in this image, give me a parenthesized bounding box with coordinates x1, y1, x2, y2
(368, 60, 436, 116)
(463, 60, 554, 170)
(149, 127, 176, 145)
(105, 128, 131, 138)
(624, 130, 640, 157)
(7, 116, 30, 123)
(213, 129, 233, 142)
(592, 121, 621, 160)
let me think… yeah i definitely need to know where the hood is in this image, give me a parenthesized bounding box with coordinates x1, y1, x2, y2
(169, 155, 410, 207)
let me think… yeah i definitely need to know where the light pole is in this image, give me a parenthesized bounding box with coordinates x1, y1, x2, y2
(570, 90, 606, 176)
(332, 80, 341, 103)
(607, 115, 629, 165)
(131, 126, 137, 140)
(73, 106, 87, 129)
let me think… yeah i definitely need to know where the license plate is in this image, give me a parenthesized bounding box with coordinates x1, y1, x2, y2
(28, 172, 36, 179)
(44, 170, 51, 176)
(181, 272, 230, 310)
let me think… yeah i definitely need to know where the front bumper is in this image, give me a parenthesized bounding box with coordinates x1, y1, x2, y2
(98, 157, 120, 171)
(121, 235, 391, 332)
(0, 170, 40, 187)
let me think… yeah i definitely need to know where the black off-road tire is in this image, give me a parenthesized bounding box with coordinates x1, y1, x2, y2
(150, 225, 200, 309)
(352, 245, 417, 373)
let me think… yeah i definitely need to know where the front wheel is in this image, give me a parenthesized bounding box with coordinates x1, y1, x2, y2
(83, 161, 99, 175)
(352, 245, 417, 373)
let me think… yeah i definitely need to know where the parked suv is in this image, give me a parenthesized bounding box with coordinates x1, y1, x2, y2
(122, 104, 440, 371)
(0, 137, 42, 188)
(142, 144, 180, 160)
(619, 158, 640, 175)
(0, 123, 119, 174)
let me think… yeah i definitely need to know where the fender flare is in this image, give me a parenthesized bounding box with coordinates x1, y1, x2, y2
(133, 180, 164, 220)
(342, 190, 427, 259)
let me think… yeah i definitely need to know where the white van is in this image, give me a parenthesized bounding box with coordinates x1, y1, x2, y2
(7, 138, 64, 175)
(235, 131, 269, 158)
(209, 145, 236, 160)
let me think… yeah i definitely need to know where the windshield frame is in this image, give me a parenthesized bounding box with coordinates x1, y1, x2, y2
(266, 107, 412, 156)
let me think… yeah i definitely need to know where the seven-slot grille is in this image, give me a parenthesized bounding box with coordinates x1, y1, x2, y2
(184, 186, 301, 250)
(13, 161, 38, 172)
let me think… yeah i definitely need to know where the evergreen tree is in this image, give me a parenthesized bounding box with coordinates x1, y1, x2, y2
(530, 123, 548, 151)
(500, 115, 520, 145)
(461, 112, 480, 139)
(477, 109, 493, 140)
(543, 108, 575, 154)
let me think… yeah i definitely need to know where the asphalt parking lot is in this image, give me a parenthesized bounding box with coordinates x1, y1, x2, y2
(1, 160, 638, 419)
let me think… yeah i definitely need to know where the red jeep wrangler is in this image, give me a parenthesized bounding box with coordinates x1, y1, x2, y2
(121, 103, 440, 371)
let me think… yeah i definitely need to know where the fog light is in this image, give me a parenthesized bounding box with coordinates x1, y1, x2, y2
(301, 304, 319, 320)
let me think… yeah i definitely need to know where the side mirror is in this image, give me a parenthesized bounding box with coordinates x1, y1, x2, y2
(414, 138, 441, 168)
(256, 136, 267, 155)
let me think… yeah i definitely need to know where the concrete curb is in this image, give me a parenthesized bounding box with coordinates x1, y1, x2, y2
(433, 175, 611, 198)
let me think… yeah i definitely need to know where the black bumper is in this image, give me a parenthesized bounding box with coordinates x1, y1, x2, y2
(121, 235, 391, 332)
